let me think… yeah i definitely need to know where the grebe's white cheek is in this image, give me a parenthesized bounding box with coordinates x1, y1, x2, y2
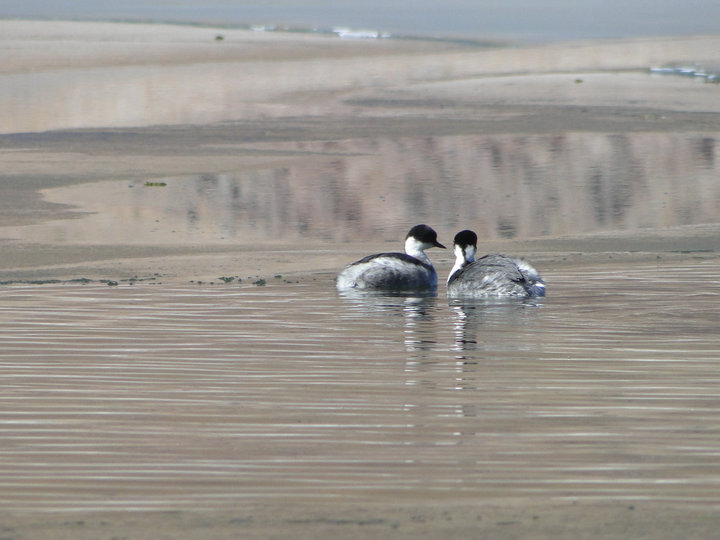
(465, 245, 476, 262)
(405, 236, 432, 261)
(405, 236, 418, 254)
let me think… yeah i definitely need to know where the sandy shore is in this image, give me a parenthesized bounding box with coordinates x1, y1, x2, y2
(4, 500, 720, 540)
(2, 21, 720, 284)
(2, 20, 720, 538)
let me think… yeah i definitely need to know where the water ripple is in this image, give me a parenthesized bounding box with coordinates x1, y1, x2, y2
(1, 261, 720, 510)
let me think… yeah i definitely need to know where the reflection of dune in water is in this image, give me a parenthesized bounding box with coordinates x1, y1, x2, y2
(291, 132, 719, 241)
(21, 131, 720, 245)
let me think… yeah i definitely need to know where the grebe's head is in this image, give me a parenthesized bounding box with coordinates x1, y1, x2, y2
(404, 224, 445, 257)
(453, 229, 477, 264)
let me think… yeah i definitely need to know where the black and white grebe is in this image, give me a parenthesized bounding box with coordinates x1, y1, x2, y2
(447, 230, 545, 298)
(337, 224, 445, 292)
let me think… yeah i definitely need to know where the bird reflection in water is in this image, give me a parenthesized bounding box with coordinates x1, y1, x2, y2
(449, 298, 545, 357)
(338, 290, 438, 353)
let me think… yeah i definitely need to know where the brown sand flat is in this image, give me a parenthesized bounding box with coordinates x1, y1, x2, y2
(3, 501, 720, 540)
(1, 23, 719, 280)
(2, 20, 720, 538)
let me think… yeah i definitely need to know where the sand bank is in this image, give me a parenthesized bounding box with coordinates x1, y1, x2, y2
(1, 21, 719, 284)
(2, 21, 720, 134)
(3, 500, 720, 540)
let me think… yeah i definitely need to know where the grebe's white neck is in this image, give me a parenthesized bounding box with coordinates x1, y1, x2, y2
(447, 243, 476, 283)
(405, 236, 431, 264)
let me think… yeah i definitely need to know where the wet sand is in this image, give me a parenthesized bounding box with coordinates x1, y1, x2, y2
(2, 20, 720, 539)
(4, 501, 720, 540)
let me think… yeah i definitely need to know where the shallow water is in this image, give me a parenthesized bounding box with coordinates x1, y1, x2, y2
(1, 259, 720, 511)
(10, 132, 720, 246)
(6, 0, 720, 41)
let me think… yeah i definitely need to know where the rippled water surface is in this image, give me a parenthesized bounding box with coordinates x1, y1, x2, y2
(2, 260, 720, 511)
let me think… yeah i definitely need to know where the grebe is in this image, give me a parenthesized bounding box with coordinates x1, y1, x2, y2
(447, 230, 545, 298)
(337, 224, 445, 292)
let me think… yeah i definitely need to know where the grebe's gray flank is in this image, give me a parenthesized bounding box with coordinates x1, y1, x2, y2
(447, 229, 545, 298)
